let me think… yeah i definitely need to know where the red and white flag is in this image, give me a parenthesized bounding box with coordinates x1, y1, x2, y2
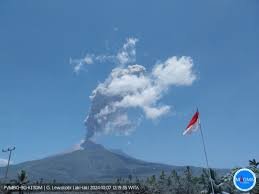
(183, 110, 200, 135)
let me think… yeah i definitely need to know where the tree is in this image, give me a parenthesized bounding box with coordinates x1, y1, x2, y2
(10, 170, 29, 194)
(200, 168, 221, 193)
(17, 170, 28, 184)
(247, 159, 259, 194)
(249, 159, 259, 168)
(159, 171, 165, 180)
(199, 171, 207, 190)
(128, 174, 132, 182)
(252, 178, 259, 194)
(150, 175, 156, 185)
(167, 176, 172, 187)
(171, 170, 183, 194)
(184, 166, 194, 194)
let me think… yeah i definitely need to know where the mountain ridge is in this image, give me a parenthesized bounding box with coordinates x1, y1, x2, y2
(0, 141, 229, 182)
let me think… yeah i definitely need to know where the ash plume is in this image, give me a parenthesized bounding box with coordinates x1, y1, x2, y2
(85, 65, 146, 139)
(84, 59, 196, 139)
(72, 38, 197, 140)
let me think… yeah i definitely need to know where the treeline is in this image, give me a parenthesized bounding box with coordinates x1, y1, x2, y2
(116, 167, 224, 194)
(1, 159, 258, 194)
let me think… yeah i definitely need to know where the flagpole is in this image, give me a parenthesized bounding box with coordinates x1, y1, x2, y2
(198, 120, 215, 194)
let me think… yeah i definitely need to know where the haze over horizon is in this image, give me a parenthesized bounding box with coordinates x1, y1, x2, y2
(0, 0, 258, 169)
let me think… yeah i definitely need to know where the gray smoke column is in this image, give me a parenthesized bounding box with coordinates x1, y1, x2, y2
(85, 56, 196, 140)
(85, 65, 146, 139)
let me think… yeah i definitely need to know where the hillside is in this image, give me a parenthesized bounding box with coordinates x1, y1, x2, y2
(0, 141, 228, 182)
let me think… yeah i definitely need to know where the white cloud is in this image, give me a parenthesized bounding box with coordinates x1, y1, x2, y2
(71, 37, 198, 138)
(143, 105, 170, 120)
(71, 54, 94, 74)
(85, 56, 196, 138)
(84, 55, 94, 64)
(70, 38, 138, 74)
(116, 38, 138, 66)
(0, 158, 11, 167)
(152, 56, 196, 86)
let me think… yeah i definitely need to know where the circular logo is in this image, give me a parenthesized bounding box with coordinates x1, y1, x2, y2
(233, 168, 256, 192)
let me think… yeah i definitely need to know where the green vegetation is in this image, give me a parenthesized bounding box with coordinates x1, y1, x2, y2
(115, 160, 259, 194)
(1, 159, 258, 194)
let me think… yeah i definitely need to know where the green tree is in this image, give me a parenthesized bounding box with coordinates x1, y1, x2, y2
(167, 176, 172, 187)
(128, 174, 132, 182)
(157, 170, 168, 193)
(18, 170, 28, 184)
(199, 171, 207, 191)
(171, 170, 183, 194)
(200, 168, 221, 193)
(249, 159, 259, 168)
(11, 170, 29, 194)
(252, 181, 259, 194)
(184, 166, 194, 194)
(150, 175, 156, 185)
(250, 165, 259, 194)
(159, 170, 165, 180)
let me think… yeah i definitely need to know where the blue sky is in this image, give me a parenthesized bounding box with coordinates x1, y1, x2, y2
(0, 0, 258, 169)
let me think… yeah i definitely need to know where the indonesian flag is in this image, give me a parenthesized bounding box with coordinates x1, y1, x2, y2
(183, 111, 200, 135)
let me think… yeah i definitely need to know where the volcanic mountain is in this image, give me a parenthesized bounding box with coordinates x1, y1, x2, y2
(0, 141, 227, 182)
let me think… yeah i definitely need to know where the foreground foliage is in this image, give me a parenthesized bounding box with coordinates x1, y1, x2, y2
(1, 159, 258, 194)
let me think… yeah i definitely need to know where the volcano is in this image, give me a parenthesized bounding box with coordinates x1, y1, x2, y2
(0, 141, 227, 182)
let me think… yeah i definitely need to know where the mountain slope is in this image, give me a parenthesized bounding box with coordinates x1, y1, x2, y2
(0, 141, 228, 182)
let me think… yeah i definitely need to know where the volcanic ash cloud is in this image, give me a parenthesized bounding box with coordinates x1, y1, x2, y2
(85, 56, 196, 140)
